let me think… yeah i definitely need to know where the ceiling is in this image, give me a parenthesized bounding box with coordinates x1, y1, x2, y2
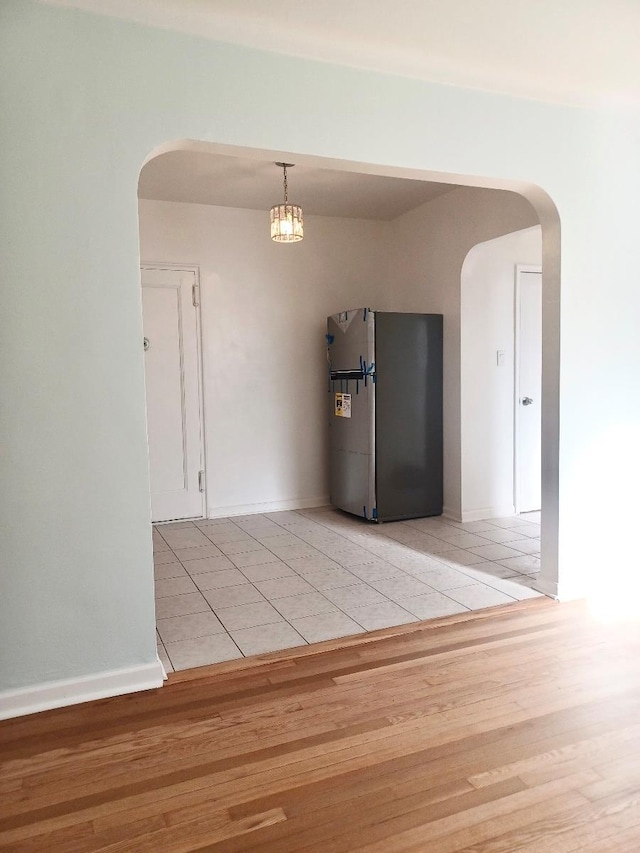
(47, 0, 640, 106)
(138, 151, 459, 220)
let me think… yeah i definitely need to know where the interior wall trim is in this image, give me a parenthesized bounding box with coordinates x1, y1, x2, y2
(458, 505, 518, 523)
(442, 506, 463, 522)
(0, 659, 164, 721)
(208, 495, 330, 519)
(533, 575, 559, 600)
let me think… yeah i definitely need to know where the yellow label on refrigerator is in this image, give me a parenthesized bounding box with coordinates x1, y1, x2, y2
(334, 393, 352, 418)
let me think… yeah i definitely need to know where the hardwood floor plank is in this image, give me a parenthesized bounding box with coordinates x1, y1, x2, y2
(462, 792, 640, 853)
(468, 722, 640, 788)
(346, 775, 595, 853)
(223, 773, 593, 853)
(2, 598, 640, 852)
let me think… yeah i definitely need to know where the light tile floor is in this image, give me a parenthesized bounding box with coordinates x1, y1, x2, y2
(154, 507, 543, 672)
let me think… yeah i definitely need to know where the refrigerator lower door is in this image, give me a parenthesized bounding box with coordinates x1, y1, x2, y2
(327, 309, 376, 520)
(375, 312, 443, 520)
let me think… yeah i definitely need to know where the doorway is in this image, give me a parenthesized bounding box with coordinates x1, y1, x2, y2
(460, 226, 542, 522)
(139, 149, 558, 676)
(515, 265, 542, 513)
(141, 265, 205, 522)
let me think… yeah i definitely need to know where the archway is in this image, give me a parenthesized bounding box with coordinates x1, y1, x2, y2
(138, 141, 561, 674)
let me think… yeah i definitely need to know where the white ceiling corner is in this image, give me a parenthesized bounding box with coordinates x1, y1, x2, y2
(44, 0, 640, 107)
(47, 0, 640, 214)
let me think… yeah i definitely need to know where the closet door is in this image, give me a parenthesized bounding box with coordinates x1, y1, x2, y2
(142, 266, 205, 521)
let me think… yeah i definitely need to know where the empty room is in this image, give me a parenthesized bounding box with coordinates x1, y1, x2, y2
(2, 1, 640, 850)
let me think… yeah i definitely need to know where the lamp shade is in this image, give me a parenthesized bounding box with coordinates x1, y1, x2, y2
(270, 202, 304, 242)
(270, 163, 303, 242)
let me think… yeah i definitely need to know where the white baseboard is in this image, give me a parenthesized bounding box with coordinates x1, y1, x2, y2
(442, 506, 462, 522)
(0, 658, 165, 722)
(554, 579, 587, 602)
(459, 504, 517, 523)
(527, 575, 559, 600)
(159, 654, 168, 680)
(208, 495, 330, 519)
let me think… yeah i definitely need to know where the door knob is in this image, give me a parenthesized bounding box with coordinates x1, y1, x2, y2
(522, 396, 533, 406)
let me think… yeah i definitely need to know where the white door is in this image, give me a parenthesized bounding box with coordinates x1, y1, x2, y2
(515, 267, 542, 512)
(141, 266, 204, 522)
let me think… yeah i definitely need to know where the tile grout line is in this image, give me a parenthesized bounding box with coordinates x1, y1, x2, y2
(154, 508, 541, 667)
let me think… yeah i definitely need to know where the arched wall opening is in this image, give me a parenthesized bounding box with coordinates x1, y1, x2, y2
(138, 140, 560, 602)
(461, 227, 543, 520)
(460, 227, 543, 566)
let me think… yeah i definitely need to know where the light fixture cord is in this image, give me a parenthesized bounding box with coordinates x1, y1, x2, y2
(283, 165, 288, 203)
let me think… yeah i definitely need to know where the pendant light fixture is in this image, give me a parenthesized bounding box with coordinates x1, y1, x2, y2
(270, 162, 303, 243)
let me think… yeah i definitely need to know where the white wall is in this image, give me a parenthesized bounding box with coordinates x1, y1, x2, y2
(140, 194, 537, 521)
(138, 199, 388, 516)
(460, 226, 542, 520)
(377, 187, 539, 518)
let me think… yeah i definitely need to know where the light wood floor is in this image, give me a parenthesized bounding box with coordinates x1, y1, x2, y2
(2, 597, 640, 852)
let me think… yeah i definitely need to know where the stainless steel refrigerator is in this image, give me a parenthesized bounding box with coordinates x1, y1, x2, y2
(327, 309, 443, 522)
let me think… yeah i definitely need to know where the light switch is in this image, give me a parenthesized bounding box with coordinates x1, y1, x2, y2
(496, 350, 506, 367)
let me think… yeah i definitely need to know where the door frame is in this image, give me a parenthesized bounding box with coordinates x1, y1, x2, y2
(140, 262, 207, 520)
(513, 263, 542, 515)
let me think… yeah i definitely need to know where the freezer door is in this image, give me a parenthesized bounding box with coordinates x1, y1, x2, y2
(327, 309, 376, 520)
